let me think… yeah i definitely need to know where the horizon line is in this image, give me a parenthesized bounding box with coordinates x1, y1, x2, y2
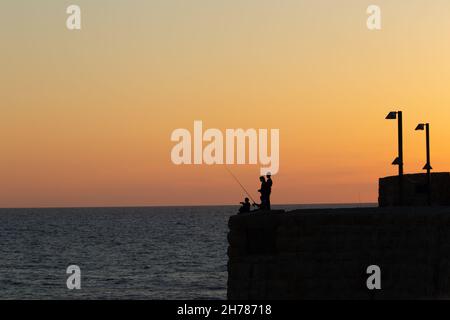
(0, 202, 378, 210)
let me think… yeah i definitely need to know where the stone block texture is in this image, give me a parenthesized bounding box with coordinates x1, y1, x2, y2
(227, 207, 450, 300)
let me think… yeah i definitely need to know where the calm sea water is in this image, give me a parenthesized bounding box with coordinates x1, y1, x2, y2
(0, 204, 374, 300)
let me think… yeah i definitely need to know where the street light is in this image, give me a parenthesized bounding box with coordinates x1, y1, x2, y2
(386, 111, 398, 120)
(386, 110, 404, 206)
(415, 123, 432, 205)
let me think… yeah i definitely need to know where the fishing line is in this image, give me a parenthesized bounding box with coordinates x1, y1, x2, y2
(224, 166, 257, 204)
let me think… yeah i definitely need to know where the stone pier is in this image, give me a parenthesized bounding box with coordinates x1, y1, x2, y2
(227, 207, 450, 299)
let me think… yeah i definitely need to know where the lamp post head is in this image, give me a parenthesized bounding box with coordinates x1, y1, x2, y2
(392, 157, 401, 165)
(386, 111, 398, 120)
(415, 123, 425, 131)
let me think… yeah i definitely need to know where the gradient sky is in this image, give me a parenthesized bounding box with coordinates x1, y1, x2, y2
(2, 0, 450, 207)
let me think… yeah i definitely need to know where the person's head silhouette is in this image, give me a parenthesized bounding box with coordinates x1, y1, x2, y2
(259, 176, 265, 182)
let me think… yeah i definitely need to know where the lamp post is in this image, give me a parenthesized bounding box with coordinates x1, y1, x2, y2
(386, 111, 404, 206)
(415, 123, 432, 205)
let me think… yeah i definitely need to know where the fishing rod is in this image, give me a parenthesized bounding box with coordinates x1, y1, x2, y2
(225, 166, 257, 204)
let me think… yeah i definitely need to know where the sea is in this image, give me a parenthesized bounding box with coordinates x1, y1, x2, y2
(0, 204, 375, 300)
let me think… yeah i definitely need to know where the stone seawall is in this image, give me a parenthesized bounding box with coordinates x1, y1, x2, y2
(227, 207, 450, 299)
(379, 172, 450, 207)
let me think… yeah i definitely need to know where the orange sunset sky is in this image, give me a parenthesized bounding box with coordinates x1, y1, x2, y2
(1, 0, 450, 208)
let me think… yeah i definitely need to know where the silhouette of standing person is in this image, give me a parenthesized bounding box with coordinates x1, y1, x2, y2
(266, 173, 273, 210)
(257, 176, 268, 210)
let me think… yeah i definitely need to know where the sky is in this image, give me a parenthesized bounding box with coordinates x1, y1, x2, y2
(1, 0, 450, 208)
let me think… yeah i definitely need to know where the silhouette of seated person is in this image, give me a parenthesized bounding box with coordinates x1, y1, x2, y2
(238, 197, 251, 214)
